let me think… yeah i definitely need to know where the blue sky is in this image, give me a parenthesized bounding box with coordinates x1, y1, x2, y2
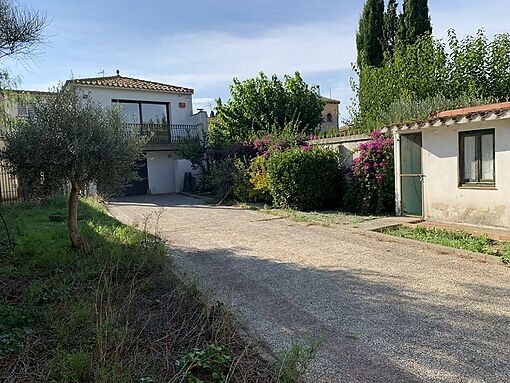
(3, 0, 509, 119)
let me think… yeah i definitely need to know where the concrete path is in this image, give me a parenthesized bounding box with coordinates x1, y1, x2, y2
(108, 194, 510, 383)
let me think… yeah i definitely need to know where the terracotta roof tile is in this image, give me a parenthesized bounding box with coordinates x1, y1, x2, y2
(68, 75, 194, 94)
(384, 101, 510, 132)
(432, 101, 510, 119)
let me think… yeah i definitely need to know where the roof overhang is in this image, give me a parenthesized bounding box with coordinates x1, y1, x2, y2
(71, 82, 194, 96)
(382, 108, 510, 134)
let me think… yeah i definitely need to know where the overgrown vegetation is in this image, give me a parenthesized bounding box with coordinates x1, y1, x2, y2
(0, 197, 277, 382)
(383, 225, 510, 265)
(352, 29, 510, 132)
(179, 122, 317, 203)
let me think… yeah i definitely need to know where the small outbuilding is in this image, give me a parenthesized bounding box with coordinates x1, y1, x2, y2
(387, 102, 510, 229)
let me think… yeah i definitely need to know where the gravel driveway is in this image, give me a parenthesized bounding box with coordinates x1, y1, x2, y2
(108, 194, 510, 383)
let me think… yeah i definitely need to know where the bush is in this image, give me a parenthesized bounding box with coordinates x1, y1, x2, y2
(248, 155, 272, 202)
(179, 123, 311, 204)
(344, 130, 394, 214)
(267, 148, 341, 211)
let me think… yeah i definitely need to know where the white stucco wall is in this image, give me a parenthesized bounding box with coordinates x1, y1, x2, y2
(146, 154, 197, 194)
(396, 119, 510, 229)
(76, 86, 194, 124)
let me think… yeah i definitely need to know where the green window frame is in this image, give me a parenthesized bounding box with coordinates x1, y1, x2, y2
(459, 129, 495, 187)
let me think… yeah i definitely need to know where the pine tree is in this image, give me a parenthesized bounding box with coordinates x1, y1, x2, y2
(383, 0, 399, 57)
(356, 0, 385, 67)
(397, 0, 432, 45)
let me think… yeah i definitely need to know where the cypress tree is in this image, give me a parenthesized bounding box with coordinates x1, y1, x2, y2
(356, 0, 385, 67)
(383, 0, 399, 57)
(398, 0, 432, 45)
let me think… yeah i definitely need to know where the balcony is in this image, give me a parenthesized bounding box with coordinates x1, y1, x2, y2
(126, 123, 202, 145)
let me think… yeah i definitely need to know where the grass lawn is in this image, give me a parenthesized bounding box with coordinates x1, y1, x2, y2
(383, 225, 510, 265)
(237, 203, 376, 227)
(0, 197, 276, 382)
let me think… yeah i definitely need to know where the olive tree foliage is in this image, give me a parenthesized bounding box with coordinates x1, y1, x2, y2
(350, 29, 510, 132)
(0, 0, 48, 60)
(211, 72, 325, 143)
(1, 85, 144, 252)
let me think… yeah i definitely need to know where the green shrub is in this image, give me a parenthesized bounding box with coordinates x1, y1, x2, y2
(207, 157, 252, 202)
(248, 155, 272, 202)
(267, 148, 341, 211)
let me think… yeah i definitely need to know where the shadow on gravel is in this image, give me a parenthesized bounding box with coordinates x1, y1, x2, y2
(110, 194, 233, 210)
(172, 246, 510, 383)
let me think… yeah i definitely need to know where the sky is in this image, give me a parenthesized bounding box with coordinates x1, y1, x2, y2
(3, 0, 510, 120)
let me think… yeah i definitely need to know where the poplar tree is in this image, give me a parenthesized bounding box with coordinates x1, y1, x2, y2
(383, 0, 399, 57)
(356, 0, 385, 67)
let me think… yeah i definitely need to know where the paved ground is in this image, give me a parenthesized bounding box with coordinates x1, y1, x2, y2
(108, 194, 510, 383)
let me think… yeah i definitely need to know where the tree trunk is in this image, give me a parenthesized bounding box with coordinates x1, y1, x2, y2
(68, 180, 88, 253)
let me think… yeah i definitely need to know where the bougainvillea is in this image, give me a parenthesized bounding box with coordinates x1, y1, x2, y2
(345, 130, 395, 214)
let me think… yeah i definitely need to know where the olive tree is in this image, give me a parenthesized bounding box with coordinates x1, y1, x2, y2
(2, 85, 144, 252)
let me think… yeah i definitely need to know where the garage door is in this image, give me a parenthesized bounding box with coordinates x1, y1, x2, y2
(123, 159, 149, 196)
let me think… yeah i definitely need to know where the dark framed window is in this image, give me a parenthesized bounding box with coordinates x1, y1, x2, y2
(112, 99, 169, 125)
(326, 113, 333, 123)
(459, 129, 495, 187)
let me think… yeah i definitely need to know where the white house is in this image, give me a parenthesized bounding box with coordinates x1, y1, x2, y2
(0, 73, 207, 199)
(67, 72, 208, 195)
(389, 102, 510, 230)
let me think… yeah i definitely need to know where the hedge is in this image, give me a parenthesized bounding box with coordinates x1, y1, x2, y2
(266, 148, 341, 211)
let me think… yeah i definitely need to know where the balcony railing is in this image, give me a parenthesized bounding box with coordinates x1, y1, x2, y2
(126, 123, 201, 145)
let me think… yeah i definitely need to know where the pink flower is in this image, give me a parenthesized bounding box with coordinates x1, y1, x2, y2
(370, 130, 382, 139)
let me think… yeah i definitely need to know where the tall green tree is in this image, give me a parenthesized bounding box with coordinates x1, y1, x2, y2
(351, 30, 510, 133)
(397, 0, 432, 45)
(356, 0, 385, 67)
(383, 0, 399, 57)
(213, 72, 324, 142)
